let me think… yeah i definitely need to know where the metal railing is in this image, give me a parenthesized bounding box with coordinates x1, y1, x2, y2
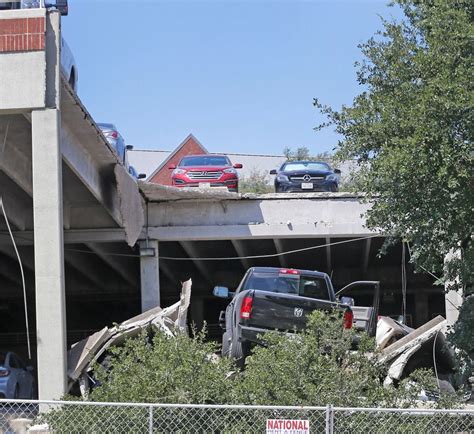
(0, 399, 472, 433)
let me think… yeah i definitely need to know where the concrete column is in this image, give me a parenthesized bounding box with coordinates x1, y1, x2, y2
(444, 249, 463, 326)
(32, 108, 67, 400)
(139, 240, 160, 311)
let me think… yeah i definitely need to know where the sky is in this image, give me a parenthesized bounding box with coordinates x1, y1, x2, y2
(62, 0, 401, 155)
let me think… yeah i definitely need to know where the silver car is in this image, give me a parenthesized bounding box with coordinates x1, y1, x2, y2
(0, 351, 35, 399)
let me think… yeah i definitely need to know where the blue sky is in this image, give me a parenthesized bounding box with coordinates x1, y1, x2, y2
(63, 0, 400, 155)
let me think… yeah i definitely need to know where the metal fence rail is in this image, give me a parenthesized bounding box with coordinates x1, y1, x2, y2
(0, 399, 472, 433)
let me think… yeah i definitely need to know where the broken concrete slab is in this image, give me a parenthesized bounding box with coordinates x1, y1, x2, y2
(379, 315, 447, 364)
(379, 315, 457, 387)
(67, 279, 192, 396)
(115, 164, 145, 246)
(376, 316, 414, 350)
(67, 327, 112, 382)
(139, 181, 240, 202)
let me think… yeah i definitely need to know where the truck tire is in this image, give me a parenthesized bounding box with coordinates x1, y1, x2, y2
(230, 328, 249, 368)
(221, 331, 231, 357)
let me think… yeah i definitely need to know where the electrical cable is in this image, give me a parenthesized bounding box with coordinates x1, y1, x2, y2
(63, 234, 380, 261)
(159, 234, 381, 261)
(0, 196, 32, 360)
(433, 328, 441, 393)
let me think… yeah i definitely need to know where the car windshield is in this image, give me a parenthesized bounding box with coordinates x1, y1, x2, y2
(243, 272, 329, 300)
(283, 162, 330, 172)
(179, 156, 230, 167)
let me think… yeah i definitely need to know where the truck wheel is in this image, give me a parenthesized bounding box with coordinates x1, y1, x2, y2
(222, 331, 231, 357)
(230, 330, 250, 368)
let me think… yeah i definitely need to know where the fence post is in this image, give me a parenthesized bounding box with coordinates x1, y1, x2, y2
(325, 405, 334, 434)
(148, 405, 153, 434)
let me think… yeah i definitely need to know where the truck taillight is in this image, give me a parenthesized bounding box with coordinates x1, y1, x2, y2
(279, 269, 299, 275)
(343, 310, 353, 329)
(240, 296, 253, 319)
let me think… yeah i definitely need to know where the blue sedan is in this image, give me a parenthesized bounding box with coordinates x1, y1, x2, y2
(0, 352, 35, 399)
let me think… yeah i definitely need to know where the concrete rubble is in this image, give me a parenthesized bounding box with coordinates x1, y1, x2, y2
(376, 315, 456, 389)
(67, 279, 192, 398)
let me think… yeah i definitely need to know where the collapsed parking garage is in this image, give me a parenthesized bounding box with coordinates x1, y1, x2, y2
(0, 7, 448, 401)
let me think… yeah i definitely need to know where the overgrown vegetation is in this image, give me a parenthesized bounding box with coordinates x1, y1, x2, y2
(40, 312, 464, 431)
(314, 0, 473, 369)
(79, 311, 457, 407)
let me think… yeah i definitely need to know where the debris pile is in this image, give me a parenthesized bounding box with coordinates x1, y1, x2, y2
(376, 315, 456, 393)
(67, 279, 192, 397)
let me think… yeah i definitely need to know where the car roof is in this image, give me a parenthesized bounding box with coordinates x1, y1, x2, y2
(97, 123, 117, 130)
(181, 154, 228, 158)
(283, 160, 329, 165)
(248, 266, 328, 278)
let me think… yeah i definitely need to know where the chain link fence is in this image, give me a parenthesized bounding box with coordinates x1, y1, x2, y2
(0, 399, 472, 433)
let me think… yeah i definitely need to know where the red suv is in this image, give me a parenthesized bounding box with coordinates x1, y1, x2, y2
(169, 155, 243, 192)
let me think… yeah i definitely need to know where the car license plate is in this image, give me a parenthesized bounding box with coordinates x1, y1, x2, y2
(199, 182, 211, 189)
(301, 182, 313, 189)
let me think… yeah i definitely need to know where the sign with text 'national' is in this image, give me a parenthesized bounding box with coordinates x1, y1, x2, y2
(266, 418, 310, 434)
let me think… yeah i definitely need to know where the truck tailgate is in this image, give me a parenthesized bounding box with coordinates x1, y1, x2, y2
(247, 290, 338, 332)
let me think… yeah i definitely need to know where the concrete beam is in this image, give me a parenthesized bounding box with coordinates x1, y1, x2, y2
(146, 225, 376, 242)
(32, 108, 67, 400)
(86, 243, 137, 287)
(231, 240, 252, 271)
(0, 228, 127, 246)
(179, 241, 213, 284)
(158, 259, 176, 284)
(0, 115, 33, 197)
(274, 239, 288, 268)
(64, 248, 113, 291)
(0, 176, 32, 231)
(60, 122, 122, 227)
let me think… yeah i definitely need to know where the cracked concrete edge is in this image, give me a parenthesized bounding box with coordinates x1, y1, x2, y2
(115, 164, 145, 247)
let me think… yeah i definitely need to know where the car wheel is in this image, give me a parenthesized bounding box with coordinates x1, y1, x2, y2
(230, 329, 250, 368)
(222, 331, 231, 357)
(330, 183, 338, 192)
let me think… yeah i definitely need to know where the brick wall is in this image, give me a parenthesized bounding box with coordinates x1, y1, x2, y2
(149, 136, 207, 185)
(0, 17, 45, 52)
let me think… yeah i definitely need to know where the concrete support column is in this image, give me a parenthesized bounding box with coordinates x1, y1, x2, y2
(139, 240, 160, 311)
(444, 249, 463, 326)
(32, 108, 67, 400)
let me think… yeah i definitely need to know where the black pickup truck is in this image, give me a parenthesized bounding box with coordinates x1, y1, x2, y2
(214, 267, 379, 364)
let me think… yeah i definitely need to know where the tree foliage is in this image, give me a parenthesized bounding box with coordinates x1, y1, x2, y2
(239, 168, 274, 194)
(314, 1, 473, 363)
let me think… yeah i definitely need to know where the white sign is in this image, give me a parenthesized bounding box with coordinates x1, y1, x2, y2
(266, 419, 310, 434)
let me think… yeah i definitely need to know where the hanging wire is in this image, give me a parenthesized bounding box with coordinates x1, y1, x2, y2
(0, 197, 32, 360)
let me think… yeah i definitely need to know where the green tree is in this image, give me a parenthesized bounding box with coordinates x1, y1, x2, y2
(89, 330, 233, 404)
(314, 1, 473, 364)
(233, 310, 432, 408)
(239, 168, 274, 194)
